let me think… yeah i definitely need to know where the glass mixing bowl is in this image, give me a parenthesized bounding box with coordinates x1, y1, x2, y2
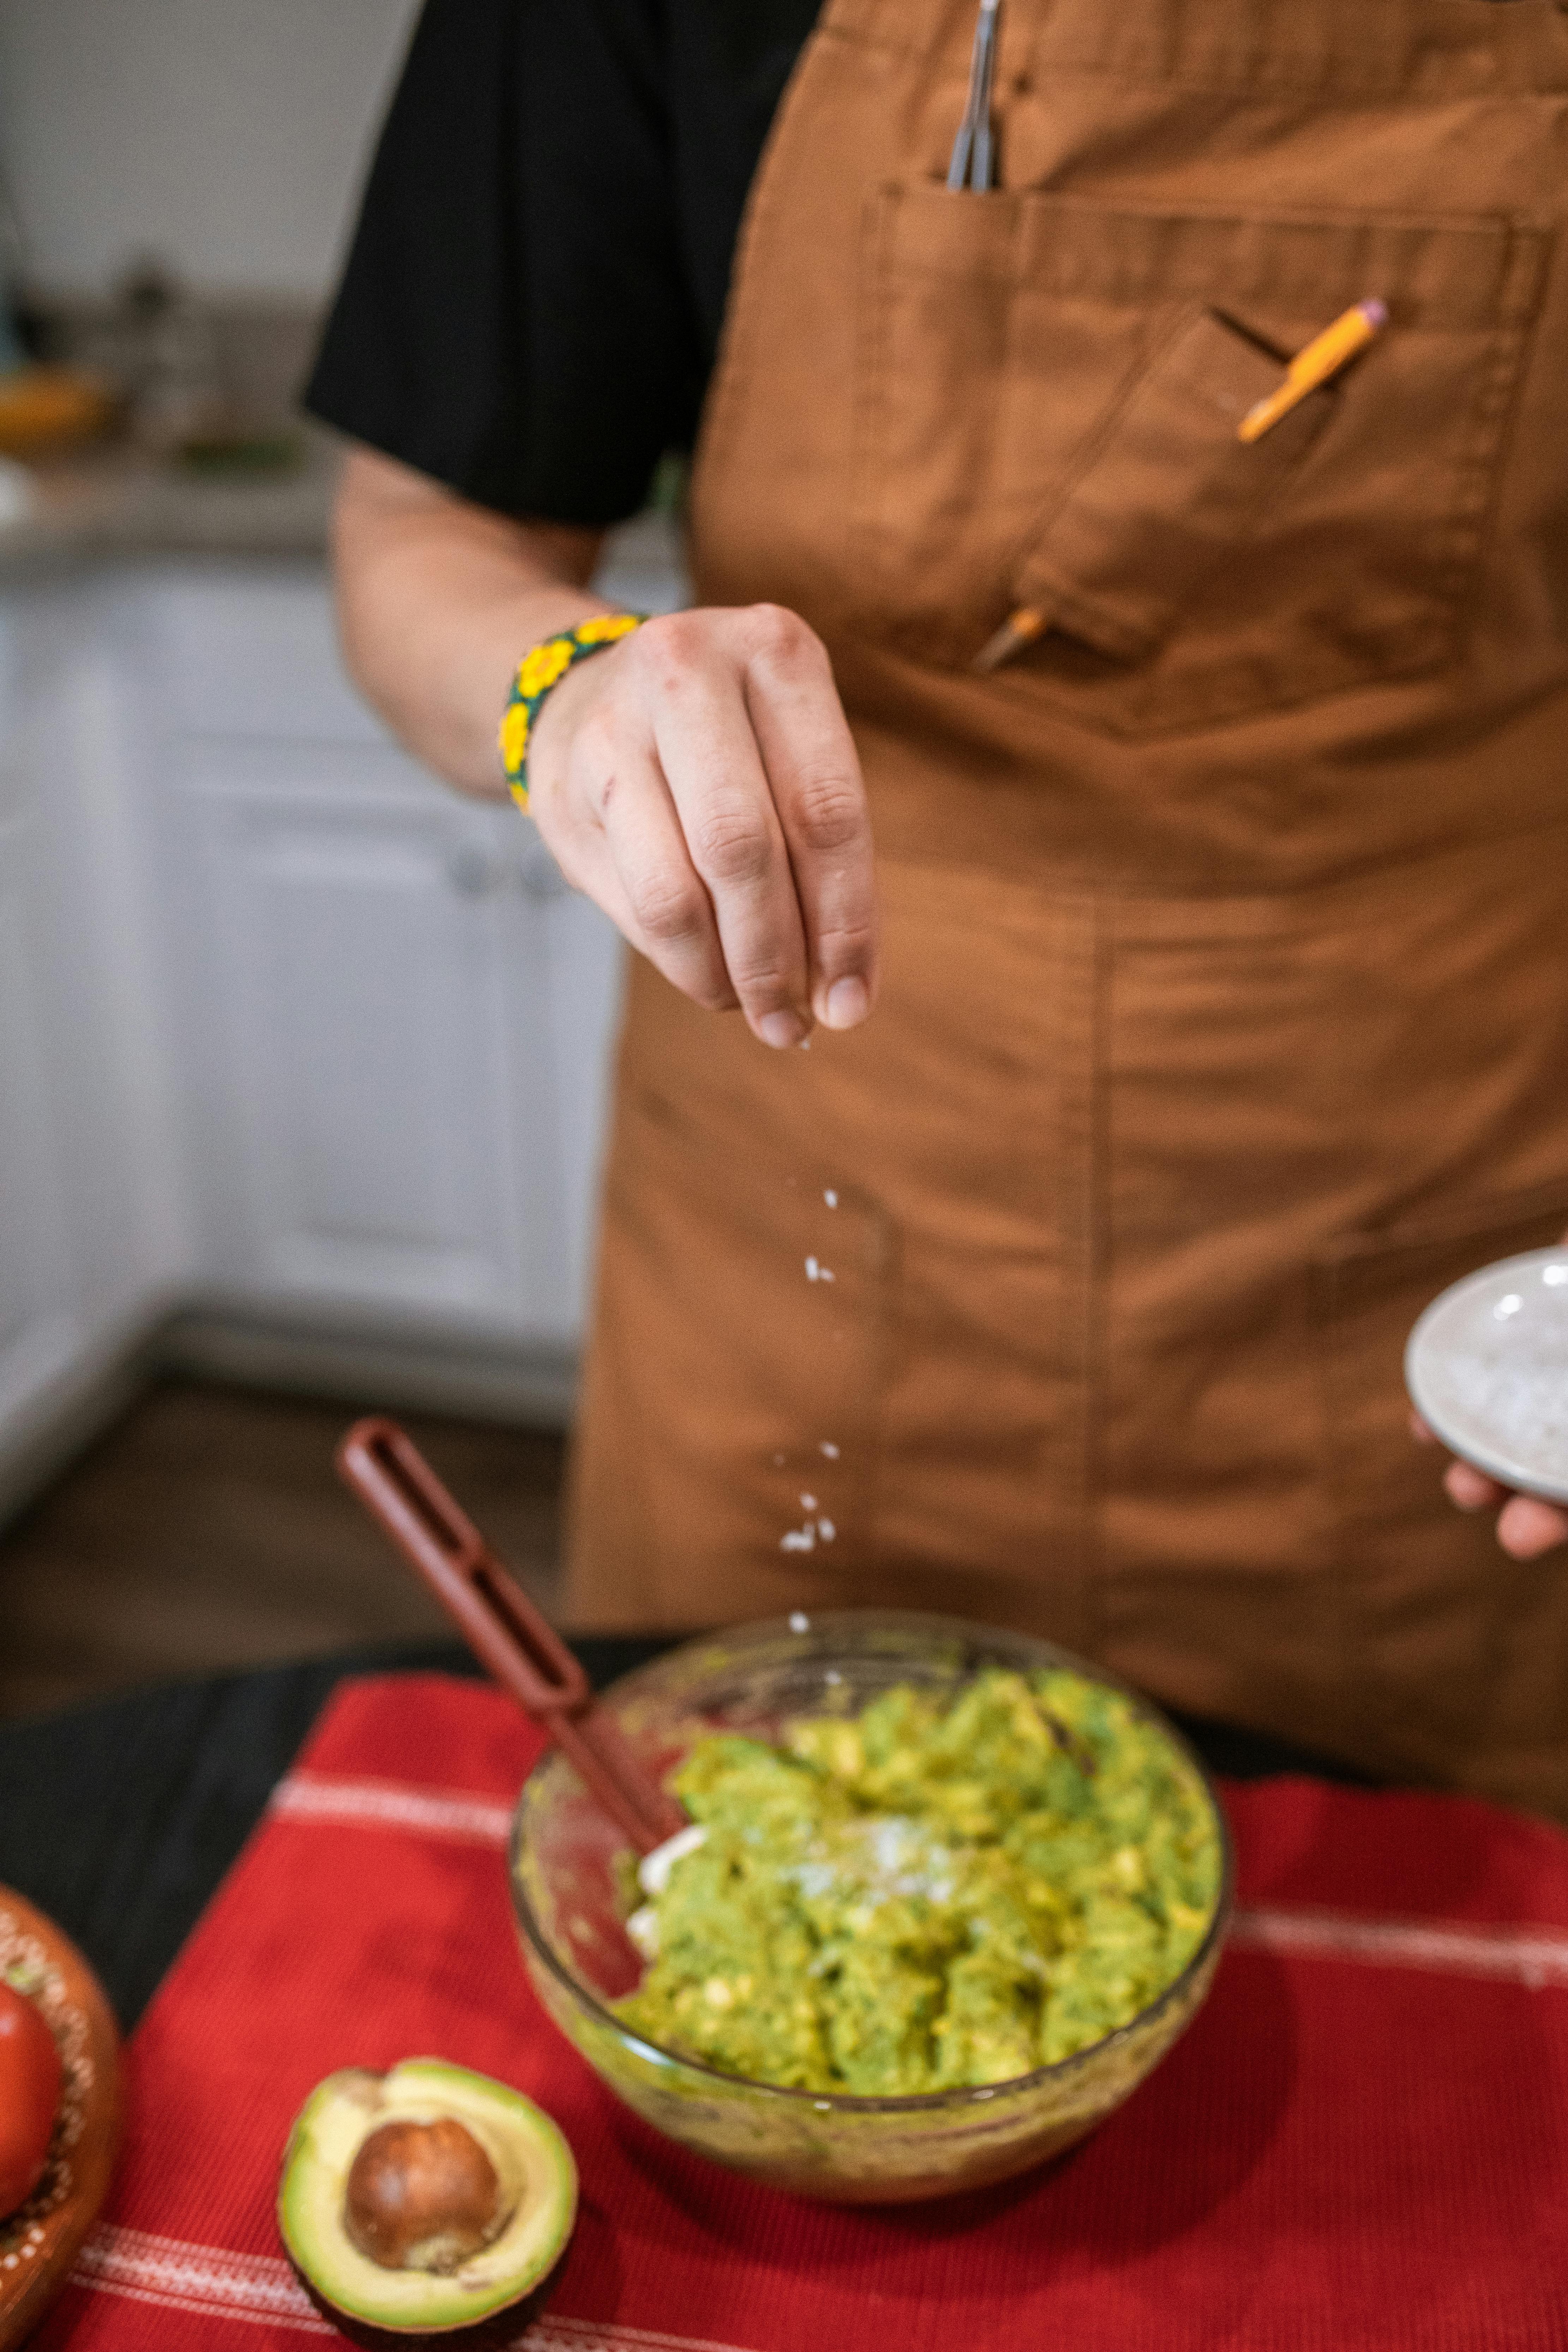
(509, 1610, 1232, 2203)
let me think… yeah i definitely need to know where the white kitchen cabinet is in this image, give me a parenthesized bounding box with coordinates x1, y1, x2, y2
(176, 761, 577, 1338)
(134, 561, 624, 1360)
(0, 572, 188, 1511)
(0, 798, 75, 1430)
(0, 514, 684, 1506)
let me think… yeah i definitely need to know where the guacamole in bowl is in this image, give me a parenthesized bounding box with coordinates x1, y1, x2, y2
(618, 1668, 1221, 2097)
(511, 1612, 1231, 2202)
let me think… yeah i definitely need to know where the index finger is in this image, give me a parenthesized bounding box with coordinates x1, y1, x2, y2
(740, 608, 878, 1031)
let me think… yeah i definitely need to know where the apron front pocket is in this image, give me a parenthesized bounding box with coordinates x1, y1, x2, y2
(851, 184, 1548, 734)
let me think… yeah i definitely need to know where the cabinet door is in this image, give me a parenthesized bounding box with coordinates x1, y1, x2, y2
(180, 763, 573, 1340)
(0, 575, 182, 1492)
(143, 561, 670, 1359)
(528, 853, 623, 1324)
(0, 805, 76, 1429)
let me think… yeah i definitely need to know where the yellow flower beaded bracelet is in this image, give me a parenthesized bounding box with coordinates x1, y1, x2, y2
(498, 612, 645, 812)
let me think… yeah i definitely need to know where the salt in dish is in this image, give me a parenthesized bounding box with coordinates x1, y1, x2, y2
(1406, 1247, 1568, 1506)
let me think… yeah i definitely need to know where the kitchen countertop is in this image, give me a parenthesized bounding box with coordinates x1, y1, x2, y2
(0, 424, 342, 576)
(0, 432, 692, 601)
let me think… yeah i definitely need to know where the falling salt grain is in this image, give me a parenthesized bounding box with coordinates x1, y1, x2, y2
(818, 1518, 836, 1542)
(781, 1526, 816, 1552)
(820, 1441, 840, 1459)
(800, 1492, 817, 1511)
(773, 1452, 786, 1467)
(824, 1189, 838, 1208)
(805, 1257, 836, 1282)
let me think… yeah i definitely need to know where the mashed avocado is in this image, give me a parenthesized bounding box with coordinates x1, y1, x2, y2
(614, 1668, 1221, 2096)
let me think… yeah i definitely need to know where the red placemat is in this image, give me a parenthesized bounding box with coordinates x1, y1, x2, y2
(36, 1674, 1568, 2352)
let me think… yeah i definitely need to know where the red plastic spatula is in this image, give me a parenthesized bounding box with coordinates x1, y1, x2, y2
(336, 1416, 687, 1854)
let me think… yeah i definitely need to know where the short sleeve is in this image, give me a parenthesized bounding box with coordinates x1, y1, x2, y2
(304, 0, 707, 526)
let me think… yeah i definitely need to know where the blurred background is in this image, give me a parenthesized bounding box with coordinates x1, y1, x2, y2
(0, 1, 685, 1716)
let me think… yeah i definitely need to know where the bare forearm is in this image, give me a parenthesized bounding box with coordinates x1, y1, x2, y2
(330, 443, 608, 798)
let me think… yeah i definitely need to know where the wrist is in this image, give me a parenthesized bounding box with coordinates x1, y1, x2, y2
(497, 613, 645, 812)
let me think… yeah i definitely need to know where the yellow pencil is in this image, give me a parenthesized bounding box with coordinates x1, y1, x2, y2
(1237, 296, 1388, 443)
(972, 604, 1049, 673)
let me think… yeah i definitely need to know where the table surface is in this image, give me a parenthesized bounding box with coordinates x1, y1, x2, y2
(0, 1636, 1376, 2035)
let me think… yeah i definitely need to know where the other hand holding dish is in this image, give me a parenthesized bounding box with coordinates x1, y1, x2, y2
(1407, 1238, 1568, 1558)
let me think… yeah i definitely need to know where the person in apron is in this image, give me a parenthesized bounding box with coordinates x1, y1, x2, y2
(317, 0, 1568, 1817)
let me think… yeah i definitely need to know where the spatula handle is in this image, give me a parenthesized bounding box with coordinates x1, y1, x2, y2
(336, 1418, 685, 1852)
(337, 1417, 589, 1711)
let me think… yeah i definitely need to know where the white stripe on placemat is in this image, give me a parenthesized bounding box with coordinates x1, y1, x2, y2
(71, 2227, 332, 2331)
(269, 1773, 513, 1845)
(1230, 1906, 1568, 1988)
(267, 1774, 1568, 1990)
(71, 2227, 758, 2352)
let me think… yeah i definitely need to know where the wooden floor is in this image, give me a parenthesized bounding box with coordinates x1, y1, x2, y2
(0, 1380, 565, 1720)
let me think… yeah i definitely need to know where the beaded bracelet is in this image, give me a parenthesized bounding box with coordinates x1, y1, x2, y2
(498, 612, 645, 812)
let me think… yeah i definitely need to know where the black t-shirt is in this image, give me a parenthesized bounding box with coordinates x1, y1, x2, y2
(304, 0, 820, 527)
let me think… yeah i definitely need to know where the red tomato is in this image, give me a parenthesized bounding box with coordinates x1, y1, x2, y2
(0, 1981, 62, 2217)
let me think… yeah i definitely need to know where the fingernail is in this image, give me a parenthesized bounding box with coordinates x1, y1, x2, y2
(823, 976, 869, 1030)
(758, 1010, 807, 1050)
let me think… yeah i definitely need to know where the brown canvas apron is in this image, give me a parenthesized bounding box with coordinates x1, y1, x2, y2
(565, 0, 1568, 1817)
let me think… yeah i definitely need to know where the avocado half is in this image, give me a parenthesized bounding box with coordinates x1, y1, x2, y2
(278, 2058, 577, 2339)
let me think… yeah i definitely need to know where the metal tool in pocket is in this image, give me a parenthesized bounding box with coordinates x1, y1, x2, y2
(948, 0, 1002, 191)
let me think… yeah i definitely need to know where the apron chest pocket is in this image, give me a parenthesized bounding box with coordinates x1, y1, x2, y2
(1007, 306, 1332, 666)
(851, 186, 1548, 736)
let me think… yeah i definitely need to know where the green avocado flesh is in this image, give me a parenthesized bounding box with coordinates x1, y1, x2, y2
(277, 2058, 577, 2334)
(614, 1668, 1222, 2096)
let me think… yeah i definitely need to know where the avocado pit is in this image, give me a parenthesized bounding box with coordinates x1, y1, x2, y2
(345, 2116, 511, 2274)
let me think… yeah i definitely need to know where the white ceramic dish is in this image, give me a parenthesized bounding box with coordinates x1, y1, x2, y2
(1406, 1248, 1568, 1505)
